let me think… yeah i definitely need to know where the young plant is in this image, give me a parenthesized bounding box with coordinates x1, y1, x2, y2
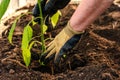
(8, 0, 61, 66)
(0, 0, 10, 20)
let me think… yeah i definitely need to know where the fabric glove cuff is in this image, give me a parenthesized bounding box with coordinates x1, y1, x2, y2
(64, 21, 84, 36)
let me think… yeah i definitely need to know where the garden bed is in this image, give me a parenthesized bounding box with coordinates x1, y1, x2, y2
(0, 4, 120, 80)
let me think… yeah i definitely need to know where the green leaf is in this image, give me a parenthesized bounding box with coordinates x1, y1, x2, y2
(22, 48, 31, 66)
(21, 25, 33, 49)
(28, 41, 42, 50)
(21, 25, 33, 66)
(51, 11, 61, 28)
(31, 16, 37, 26)
(8, 14, 26, 44)
(58, 10, 62, 16)
(0, 0, 10, 20)
(43, 24, 48, 34)
(8, 19, 17, 44)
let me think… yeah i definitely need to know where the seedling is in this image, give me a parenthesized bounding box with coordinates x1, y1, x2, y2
(8, 0, 61, 66)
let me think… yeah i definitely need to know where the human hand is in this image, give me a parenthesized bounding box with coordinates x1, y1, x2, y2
(32, 0, 47, 24)
(44, 0, 70, 16)
(32, 0, 70, 23)
(41, 21, 84, 64)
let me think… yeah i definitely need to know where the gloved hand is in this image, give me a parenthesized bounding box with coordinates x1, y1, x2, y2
(32, 0, 71, 23)
(41, 21, 84, 64)
(32, 0, 47, 23)
(44, 0, 71, 16)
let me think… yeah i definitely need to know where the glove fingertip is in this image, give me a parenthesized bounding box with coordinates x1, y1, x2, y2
(44, 54, 55, 64)
(40, 52, 48, 61)
(54, 54, 61, 65)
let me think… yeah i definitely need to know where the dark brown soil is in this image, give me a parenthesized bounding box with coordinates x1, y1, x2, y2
(0, 4, 120, 80)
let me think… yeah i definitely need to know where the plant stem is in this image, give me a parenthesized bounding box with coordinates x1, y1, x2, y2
(37, 0, 45, 53)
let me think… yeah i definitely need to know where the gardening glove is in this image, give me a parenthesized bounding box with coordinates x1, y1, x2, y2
(32, 0, 47, 23)
(44, 0, 71, 16)
(41, 21, 84, 64)
(32, 0, 70, 23)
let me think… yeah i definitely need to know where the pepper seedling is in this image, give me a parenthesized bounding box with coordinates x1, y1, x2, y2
(8, 0, 61, 66)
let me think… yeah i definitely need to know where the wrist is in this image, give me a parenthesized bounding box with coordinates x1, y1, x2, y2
(65, 21, 84, 35)
(69, 21, 84, 33)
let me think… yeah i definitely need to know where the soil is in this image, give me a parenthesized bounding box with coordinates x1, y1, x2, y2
(0, 4, 120, 80)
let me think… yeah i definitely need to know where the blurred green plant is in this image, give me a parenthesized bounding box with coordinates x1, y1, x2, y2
(0, 0, 10, 20)
(8, 0, 61, 66)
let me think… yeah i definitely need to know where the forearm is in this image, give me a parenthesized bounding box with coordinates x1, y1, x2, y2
(70, 0, 113, 32)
